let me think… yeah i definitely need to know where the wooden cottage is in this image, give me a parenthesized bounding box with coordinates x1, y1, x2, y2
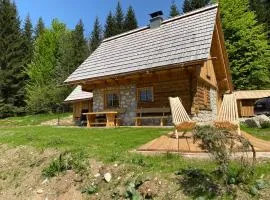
(64, 86, 93, 122)
(234, 90, 270, 117)
(65, 4, 233, 126)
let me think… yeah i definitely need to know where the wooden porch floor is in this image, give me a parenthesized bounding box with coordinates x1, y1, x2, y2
(137, 131, 270, 153)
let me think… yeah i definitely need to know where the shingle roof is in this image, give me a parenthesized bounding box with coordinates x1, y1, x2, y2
(64, 86, 93, 102)
(234, 90, 270, 100)
(65, 4, 218, 83)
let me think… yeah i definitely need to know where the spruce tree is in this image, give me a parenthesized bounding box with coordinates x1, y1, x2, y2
(34, 17, 45, 39)
(183, 0, 192, 13)
(249, 0, 270, 40)
(114, 1, 124, 34)
(123, 6, 138, 31)
(71, 19, 89, 72)
(170, 0, 180, 17)
(22, 14, 33, 65)
(0, 0, 26, 117)
(183, 0, 210, 13)
(104, 11, 116, 38)
(219, 0, 270, 89)
(89, 17, 102, 53)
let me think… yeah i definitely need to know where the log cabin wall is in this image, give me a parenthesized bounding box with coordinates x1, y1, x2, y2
(72, 100, 93, 121)
(136, 68, 196, 113)
(237, 99, 257, 117)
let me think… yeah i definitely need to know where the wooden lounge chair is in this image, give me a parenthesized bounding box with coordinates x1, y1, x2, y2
(214, 93, 240, 135)
(169, 97, 196, 138)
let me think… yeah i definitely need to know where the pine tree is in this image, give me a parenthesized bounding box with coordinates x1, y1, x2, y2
(104, 11, 116, 38)
(114, 1, 124, 34)
(123, 6, 138, 31)
(170, 0, 180, 17)
(34, 17, 45, 39)
(249, 0, 270, 40)
(22, 14, 33, 65)
(183, 0, 210, 13)
(183, 0, 192, 13)
(0, 0, 26, 117)
(71, 19, 89, 72)
(219, 0, 270, 89)
(89, 17, 102, 53)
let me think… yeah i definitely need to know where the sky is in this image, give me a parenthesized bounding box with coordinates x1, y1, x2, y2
(15, 0, 183, 37)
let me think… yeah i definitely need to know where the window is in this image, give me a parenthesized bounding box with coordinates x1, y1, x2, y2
(138, 87, 153, 102)
(105, 92, 120, 108)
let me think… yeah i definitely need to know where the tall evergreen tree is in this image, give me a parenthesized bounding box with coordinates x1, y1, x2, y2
(249, 0, 270, 40)
(170, 0, 180, 17)
(34, 17, 45, 39)
(114, 1, 124, 34)
(0, 0, 26, 117)
(22, 14, 34, 65)
(123, 6, 138, 31)
(104, 11, 116, 38)
(219, 0, 270, 89)
(71, 19, 89, 72)
(183, 0, 210, 13)
(183, 0, 192, 13)
(89, 17, 102, 53)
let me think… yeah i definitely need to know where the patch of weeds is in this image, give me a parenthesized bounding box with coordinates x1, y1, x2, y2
(261, 121, 270, 129)
(46, 137, 65, 146)
(248, 179, 267, 196)
(131, 157, 148, 167)
(178, 168, 222, 199)
(125, 182, 143, 200)
(165, 151, 175, 159)
(42, 151, 88, 177)
(82, 184, 98, 195)
(109, 152, 120, 162)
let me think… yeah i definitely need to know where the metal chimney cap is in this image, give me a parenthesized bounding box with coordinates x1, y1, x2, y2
(149, 11, 163, 18)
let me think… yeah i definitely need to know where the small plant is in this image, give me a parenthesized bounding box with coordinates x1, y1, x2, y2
(42, 151, 88, 177)
(82, 185, 98, 195)
(261, 121, 270, 129)
(179, 168, 222, 199)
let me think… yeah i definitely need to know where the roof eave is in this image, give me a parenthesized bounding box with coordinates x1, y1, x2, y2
(64, 59, 207, 85)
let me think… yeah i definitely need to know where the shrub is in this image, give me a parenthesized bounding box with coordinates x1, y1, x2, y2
(177, 125, 258, 198)
(42, 151, 88, 177)
(261, 121, 270, 129)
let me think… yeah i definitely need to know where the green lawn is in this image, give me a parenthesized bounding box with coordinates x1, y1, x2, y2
(0, 114, 270, 175)
(0, 113, 71, 127)
(241, 125, 270, 141)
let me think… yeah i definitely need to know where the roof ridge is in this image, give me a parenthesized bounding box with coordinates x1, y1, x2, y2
(163, 3, 218, 24)
(102, 3, 218, 43)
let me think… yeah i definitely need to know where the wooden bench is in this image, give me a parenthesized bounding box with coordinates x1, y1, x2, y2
(134, 107, 171, 126)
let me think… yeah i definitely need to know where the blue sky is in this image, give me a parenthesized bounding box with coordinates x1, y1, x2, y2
(15, 0, 183, 37)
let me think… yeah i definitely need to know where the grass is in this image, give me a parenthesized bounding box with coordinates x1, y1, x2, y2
(0, 114, 269, 175)
(0, 113, 71, 127)
(241, 125, 270, 141)
(1, 114, 270, 198)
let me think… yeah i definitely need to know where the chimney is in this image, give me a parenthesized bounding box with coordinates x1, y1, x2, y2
(149, 11, 163, 29)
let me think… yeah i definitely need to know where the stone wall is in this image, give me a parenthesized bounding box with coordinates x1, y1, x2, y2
(92, 85, 137, 126)
(192, 87, 217, 123)
(92, 84, 218, 126)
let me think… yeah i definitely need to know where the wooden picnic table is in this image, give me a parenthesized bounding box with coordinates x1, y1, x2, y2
(83, 111, 118, 127)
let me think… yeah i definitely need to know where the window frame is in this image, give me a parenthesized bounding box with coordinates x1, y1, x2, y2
(137, 87, 154, 103)
(104, 91, 120, 109)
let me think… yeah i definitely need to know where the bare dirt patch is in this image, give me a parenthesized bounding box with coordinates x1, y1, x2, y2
(40, 115, 74, 126)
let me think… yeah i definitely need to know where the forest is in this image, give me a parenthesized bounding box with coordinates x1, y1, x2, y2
(0, 0, 269, 118)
